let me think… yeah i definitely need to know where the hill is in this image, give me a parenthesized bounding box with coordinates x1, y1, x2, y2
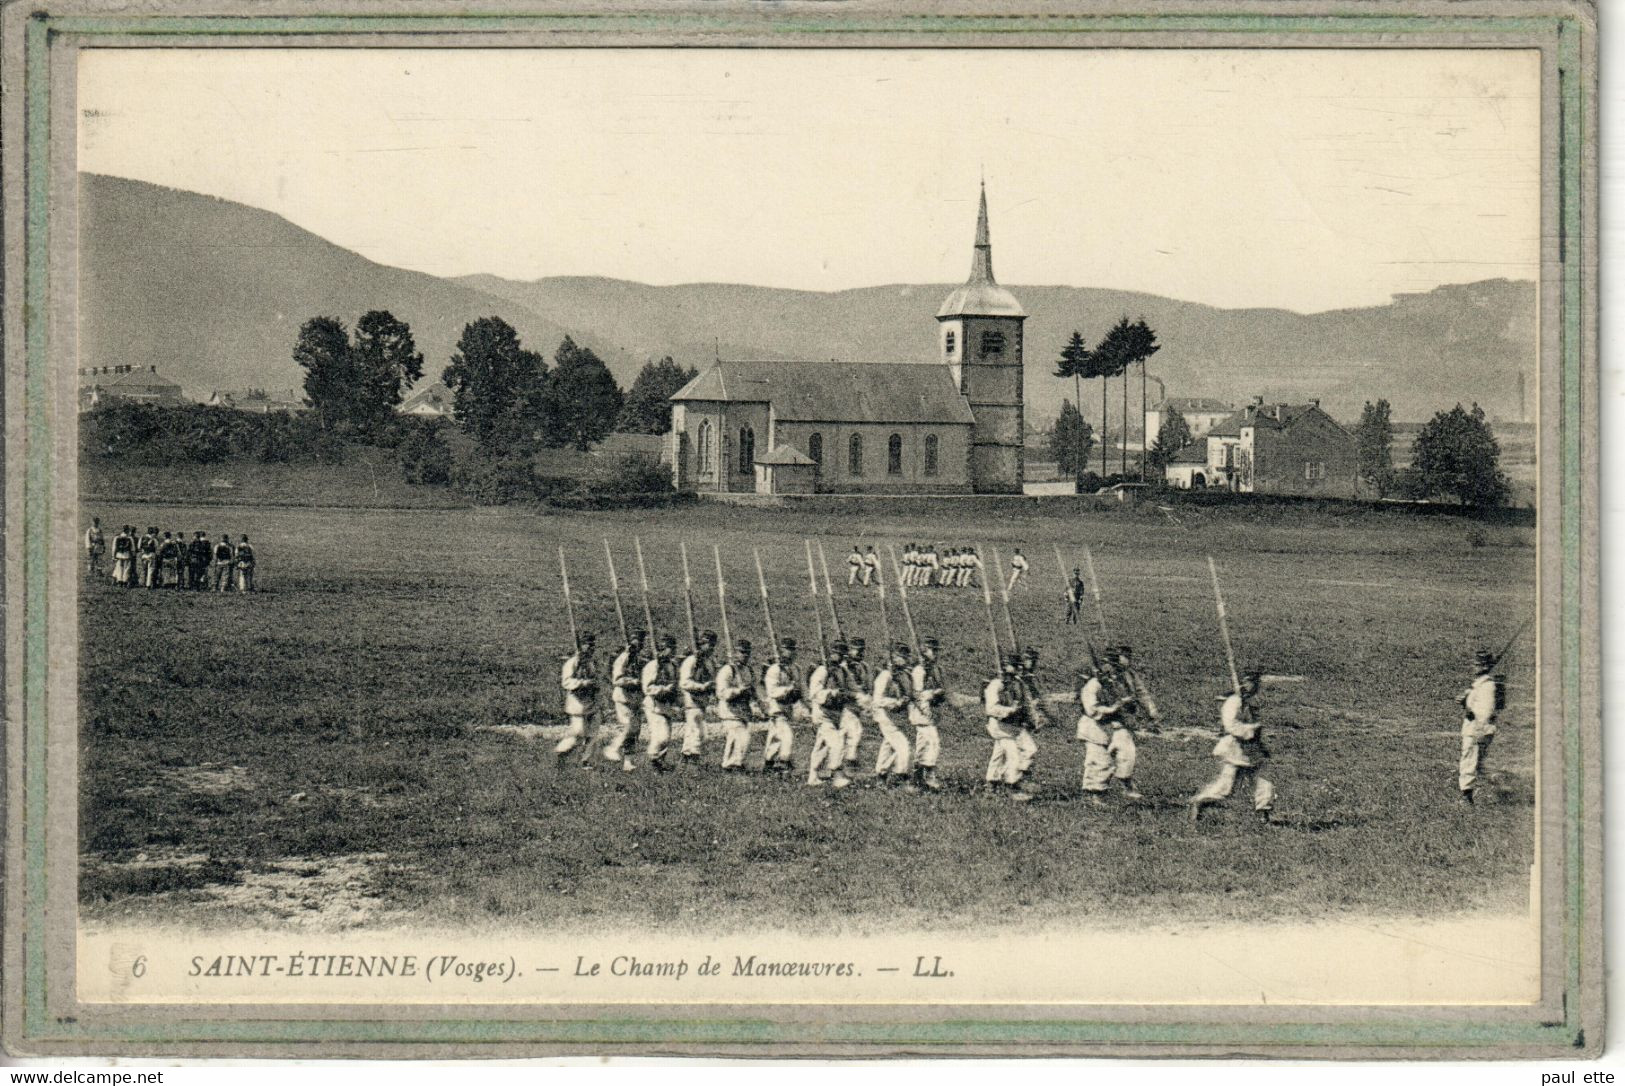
(81, 173, 1535, 423)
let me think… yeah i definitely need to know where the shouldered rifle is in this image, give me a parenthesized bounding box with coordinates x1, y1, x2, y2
(815, 540, 846, 642)
(1207, 555, 1242, 698)
(1491, 619, 1531, 669)
(603, 539, 630, 646)
(805, 540, 830, 661)
(753, 548, 781, 665)
(558, 545, 581, 655)
(678, 542, 700, 655)
(633, 536, 658, 647)
(886, 545, 922, 657)
(1082, 544, 1111, 643)
(991, 544, 1019, 650)
(875, 558, 894, 648)
(712, 544, 734, 658)
(977, 541, 1004, 671)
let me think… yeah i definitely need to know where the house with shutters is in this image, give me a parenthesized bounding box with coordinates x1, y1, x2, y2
(668, 184, 1026, 495)
(1164, 397, 1357, 497)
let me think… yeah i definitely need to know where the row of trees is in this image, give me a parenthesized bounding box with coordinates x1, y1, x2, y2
(1053, 318, 1162, 481)
(1357, 398, 1510, 507)
(294, 312, 698, 456)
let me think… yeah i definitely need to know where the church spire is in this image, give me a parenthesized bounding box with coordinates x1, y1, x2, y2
(969, 181, 995, 283)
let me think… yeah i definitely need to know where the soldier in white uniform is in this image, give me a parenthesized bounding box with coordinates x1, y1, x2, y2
(966, 548, 984, 590)
(847, 545, 864, 586)
(983, 653, 1030, 800)
(716, 639, 760, 771)
(1457, 649, 1503, 805)
(85, 517, 106, 577)
(1188, 669, 1275, 823)
(871, 643, 917, 791)
(762, 637, 803, 775)
(556, 633, 600, 765)
(110, 525, 135, 588)
(909, 637, 946, 792)
(902, 544, 919, 587)
(677, 631, 718, 764)
(837, 638, 872, 771)
(805, 640, 853, 788)
(640, 635, 681, 768)
(1077, 659, 1134, 806)
(602, 629, 647, 771)
(1007, 548, 1030, 592)
(1011, 647, 1047, 792)
(862, 546, 880, 587)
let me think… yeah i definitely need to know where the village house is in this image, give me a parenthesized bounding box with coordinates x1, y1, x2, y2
(78, 365, 183, 412)
(208, 388, 306, 414)
(1145, 395, 1234, 444)
(1164, 397, 1357, 498)
(398, 380, 455, 419)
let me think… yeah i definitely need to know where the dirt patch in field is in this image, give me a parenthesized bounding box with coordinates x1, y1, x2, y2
(126, 762, 257, 799)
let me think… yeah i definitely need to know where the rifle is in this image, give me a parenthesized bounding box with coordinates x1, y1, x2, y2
(633, 536, 658, 646)
(1207, 555, 1241, 697)
(976, 541, 1004, 671)
(678, 542, 700, 654)
(990, 544, 1019, 650)
(753, 548, 781, 665)
(603, 540, 630, 646)
(1082, 544, 1111, 643)
(815, 540, 846, 642)
(1490, 619, 1531, 669)
(886, 545, 922, 657)
(805, 540, 830, 661)
(712, 544, 734, 658)
(875, 556, 894, 649)
(558, 545, 581, 654)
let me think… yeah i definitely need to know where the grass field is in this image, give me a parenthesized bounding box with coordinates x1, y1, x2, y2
(78, 498, 1537, 934)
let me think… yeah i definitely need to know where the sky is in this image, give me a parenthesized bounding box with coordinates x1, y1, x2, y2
(78, 47, 1541, 313)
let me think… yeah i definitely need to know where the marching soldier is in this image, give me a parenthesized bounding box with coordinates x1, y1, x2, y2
(1007, 548, 1030, 592)
(862, 545, 880, 587)
(1077, 658, 1135, 806)
(603, 629, 648, 771)
(1011, 647, 1048, 795)
(762, 637, 802, 774)
(640, 634, 681, 768)
(847, 545, 864, 586)
(909, 636, 946, 792)
(1113, 644, 1161, 728)
(983, 653, 1030, 800)
(556, 633, 600, 766)
(137, 526, 158, 589)
(189, 531, 213, 591)
(716, 638, 760, 771)
(111, 525, 135, 588)
(213, 534, 236, 592)
(805, 640, 852, 788)
(1457, 649, 1504, 805)
(1187, 669, 1275, 824)
(677, 631, 719, 764)
(1064, 568, 1085, 625)
(837, 637, 872, 772)
(85, 517, 106, 578)
(234, 535, 257, 592)
(871, 642, 917, 791)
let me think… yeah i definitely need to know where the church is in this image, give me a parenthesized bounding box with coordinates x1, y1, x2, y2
(668, 186, 1027, 495)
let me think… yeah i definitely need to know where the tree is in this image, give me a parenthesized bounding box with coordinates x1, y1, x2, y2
(1052, 332, 1094, 483)
(1089, 320, 1135, 477)
(547, 337, 625, 451)
(1146, 405, 1193, 473)
(1045, 398, 1095, 480)
(1354, 399, 1395, 497)
(617, 356, 698, 434)
(442, 317, 549, 453)
(293, 316, 355, 429)
(1409, 402, 1509, 507)
(1119, 318, 1162, 478)
(352, 310, 424, 434)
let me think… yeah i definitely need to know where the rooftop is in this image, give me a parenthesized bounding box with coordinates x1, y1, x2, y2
(936, 184, 1026, 320)
(672, 360, 975, 425)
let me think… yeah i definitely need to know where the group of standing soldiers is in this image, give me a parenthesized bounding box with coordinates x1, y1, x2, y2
(85, 517, 257, 593)
(854, 543, 1032, 592)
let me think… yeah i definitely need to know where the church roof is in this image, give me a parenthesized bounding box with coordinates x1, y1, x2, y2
(672, 360, 974, 425)
(937, 184, 1026, 319)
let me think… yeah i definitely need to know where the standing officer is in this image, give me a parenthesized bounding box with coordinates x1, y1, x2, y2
(556, 633, 600, 766)
(1188, 669, 1275, 824)
(1064, 569, 1085, 625)
(1457, 649, 1504, 805)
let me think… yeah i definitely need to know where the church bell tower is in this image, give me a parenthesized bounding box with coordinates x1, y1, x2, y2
(937, 184, 1026, 494)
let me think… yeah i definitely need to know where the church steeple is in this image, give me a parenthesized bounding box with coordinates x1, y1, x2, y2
(937, 183, 1025, 319)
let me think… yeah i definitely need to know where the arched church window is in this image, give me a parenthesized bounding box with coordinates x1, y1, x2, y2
(923, 434, 939, 476)
(980, 330, 1006, 357)
(887, 433, 903, 475)
(848, 434, 864, 477)
(808, 432, 823, 467)
(738, 426, 755, 474)
(697, 420, 713, 477)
